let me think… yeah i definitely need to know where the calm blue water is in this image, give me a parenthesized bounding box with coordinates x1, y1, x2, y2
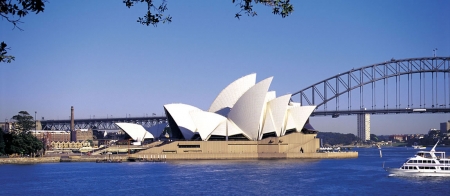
(1, 147, 450, 195)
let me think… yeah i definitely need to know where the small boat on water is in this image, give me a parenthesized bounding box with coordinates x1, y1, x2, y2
(385, 141, 450, 176)
(412, 145, 426, 149)
(412, 142, 426, 149)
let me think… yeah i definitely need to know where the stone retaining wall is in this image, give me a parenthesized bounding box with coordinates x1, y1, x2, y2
(0, 157, 60, 164)
(132, 151, 358, 160)
(0, 152, 358, 164)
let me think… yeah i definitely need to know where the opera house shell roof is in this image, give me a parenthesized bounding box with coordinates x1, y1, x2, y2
(164, 73, 316, 141)
(116, 123, 154, 143)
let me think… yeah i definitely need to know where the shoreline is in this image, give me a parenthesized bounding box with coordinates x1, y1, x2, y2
(0, 152, 358, 164)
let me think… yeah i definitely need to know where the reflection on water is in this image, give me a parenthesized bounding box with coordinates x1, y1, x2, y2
(1, 148, 450, 195)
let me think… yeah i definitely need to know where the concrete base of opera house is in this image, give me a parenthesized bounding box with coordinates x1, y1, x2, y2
(0, 133, 358, 164)
(130, 132, 358, 160)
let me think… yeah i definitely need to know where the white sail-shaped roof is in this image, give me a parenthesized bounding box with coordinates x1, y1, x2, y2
(258, 91, 276, 139)
(261, 109, 276, 137)
(164, 103, 202, 140)
(227, 119, 248, 137)
(208, 73, 256, 116)
(145, 122, 167, 138)
(210, 120, 227, 137)
(190, 110, 226, 141)
(285, 105, 316, 133)
(115, 123, 154, 142)
(262, 94, 291, 137)
(209, 119, 248, 139)
(228, 77, 273, 140)
(163, 73, 317, 141)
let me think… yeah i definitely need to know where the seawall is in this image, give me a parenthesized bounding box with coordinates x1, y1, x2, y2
(0, 152, 357, 164)
(131, 151, 358, 160)
(0, 157, 60, 164)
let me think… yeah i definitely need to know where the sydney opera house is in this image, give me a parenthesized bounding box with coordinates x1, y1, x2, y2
(121, 74, 357, 159)
(164, 73, 317, 141)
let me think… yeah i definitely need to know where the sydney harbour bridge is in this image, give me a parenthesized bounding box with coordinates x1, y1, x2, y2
(40, 57, 450, 139)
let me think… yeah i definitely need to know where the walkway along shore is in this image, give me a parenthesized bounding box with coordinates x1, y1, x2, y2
(0, 151, 357, 164)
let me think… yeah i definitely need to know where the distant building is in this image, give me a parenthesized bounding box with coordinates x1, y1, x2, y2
(31, 129, 92, 143)
(0, 122, 12, 133)
(50, 141, 90, 150)
(428, 128, 440, 139)
(31, 130, 71, 142)
(440, 120, 450, 133)
(389, 134, 406, 142)
(73, 129, 93, 142)
(357, 113, 370, 141)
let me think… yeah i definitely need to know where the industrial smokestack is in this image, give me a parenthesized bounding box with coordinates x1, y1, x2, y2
(70, 106, 76, 142)
(71, 106, 74, 131)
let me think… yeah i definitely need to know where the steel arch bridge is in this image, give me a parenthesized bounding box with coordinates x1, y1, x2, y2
(41, 117, 167, 131)
(38, 57, 450, 131)
(291, 57, 450, 116)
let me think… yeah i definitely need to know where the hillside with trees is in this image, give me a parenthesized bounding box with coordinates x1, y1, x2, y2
(317, 132, 358, 146)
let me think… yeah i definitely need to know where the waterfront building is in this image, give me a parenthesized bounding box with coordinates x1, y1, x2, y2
(33, 129, 93, 142)
(50, 141, 90, 150)
(389, 134, 406, 142)
(74, 129, 93, 142)
(32, 130, 71, 142)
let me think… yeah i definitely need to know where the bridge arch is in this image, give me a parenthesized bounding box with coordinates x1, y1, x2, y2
(291, 57, 450, 114)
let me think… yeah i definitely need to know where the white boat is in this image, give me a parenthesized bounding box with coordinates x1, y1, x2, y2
(319, 147, 332, 151)
(412, 145, 426, 149)
(412, 142, 426, 149)
(385, 141, 450, 176)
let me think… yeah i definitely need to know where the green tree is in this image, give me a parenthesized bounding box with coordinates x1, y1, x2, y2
(370, 134, 378, 142)
(317, 132, 358, 146)
(124, 0, 294, 26)
(3, 111, 43, 156)
(2, 0, 294, 63)
(1, 0, 46, 63)
(11, 111, 35, 134)
(0, 127, 5, 155)
(4, 130, 43, 156)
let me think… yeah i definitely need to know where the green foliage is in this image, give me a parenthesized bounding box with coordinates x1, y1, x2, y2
(124, 0, 294, 25)
(0, 111, 43, 156)
(2, 0, 294, 63)
(0, 128, 5, 155)
(0, 42, 15, 63)
(123, 0, 171, 27)
(1, 0, 46, 63)
(233, 0, 294, 19)
(370, 134, 378, 142)
(3, 132, 43, 155)
(317, 132, 357, 146)
(11, 111, 35, 134)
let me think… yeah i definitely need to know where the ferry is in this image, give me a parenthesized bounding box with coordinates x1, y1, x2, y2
(385, 141, 450, 176)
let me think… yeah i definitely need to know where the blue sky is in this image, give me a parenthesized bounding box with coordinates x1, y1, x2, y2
(1, 0, 449, 135)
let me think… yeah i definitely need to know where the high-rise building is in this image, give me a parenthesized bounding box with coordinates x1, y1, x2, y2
(440, 121, 450, 135)
(357, 113, 370, 141)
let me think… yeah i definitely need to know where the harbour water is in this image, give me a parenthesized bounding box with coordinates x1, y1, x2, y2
(1, 147, 450, 195)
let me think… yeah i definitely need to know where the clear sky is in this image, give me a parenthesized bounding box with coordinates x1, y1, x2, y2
(1, 0, 449, 135)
